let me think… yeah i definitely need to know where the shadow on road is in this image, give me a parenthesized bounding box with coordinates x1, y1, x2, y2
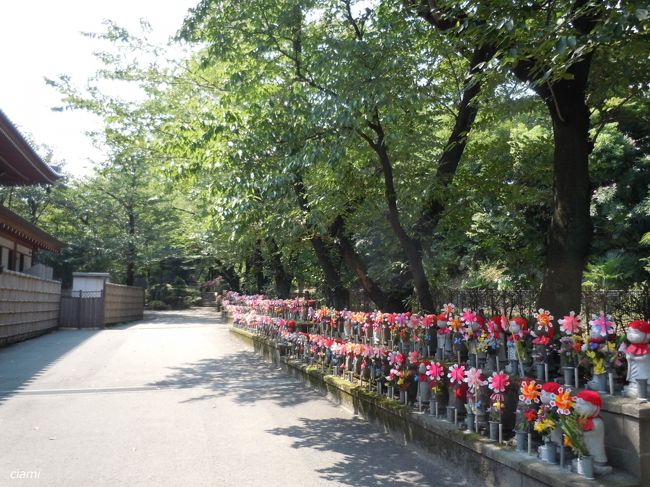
(149, 350, 326, 407)
(0, 329, 98, 407)
(266, 416, 465, 487)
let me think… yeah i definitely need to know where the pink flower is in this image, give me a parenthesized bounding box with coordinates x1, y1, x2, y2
(559, 311, 581, 335)
(464, 367, 487, 391)
(461, 308, 477, 324)
(590, 313, 614, 337)
(448, 364, 466, 384)
(488, 371, 510, 393)
(441, 303, 455, 316)
(408, 351, 420, 364)
(426, 362, 445, 380)
(388, 352, 398, 366)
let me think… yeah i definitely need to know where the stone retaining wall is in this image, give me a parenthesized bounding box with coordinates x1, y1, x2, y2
(230, 326, 642, 487)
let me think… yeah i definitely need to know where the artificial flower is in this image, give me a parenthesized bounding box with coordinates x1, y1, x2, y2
(590, 313, 615, 337)
(533, 308, 554, 331)
(426, 362, 445, 381)
(488, 371, 511, 394)
(519, 380, 541, 404)
(558, 311, 581, 335)
(448, 364, 466, 384)
(550, 387, 574, 415)
(464, 367, 487, 391)
(408, 351, 420, 364)
(534, 418, 556, 435)
(524, 409, 537, 422)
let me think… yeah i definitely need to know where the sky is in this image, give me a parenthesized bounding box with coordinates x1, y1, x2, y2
(0, 0, 197, 177)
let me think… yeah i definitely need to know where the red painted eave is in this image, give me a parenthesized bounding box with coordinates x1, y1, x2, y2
(0, 206, 64, 252)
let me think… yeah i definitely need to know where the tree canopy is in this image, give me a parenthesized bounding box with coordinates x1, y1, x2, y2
(11, 0, 647, 315)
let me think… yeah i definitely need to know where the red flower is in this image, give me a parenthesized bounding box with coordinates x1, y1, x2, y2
(524, 409, 537, 422)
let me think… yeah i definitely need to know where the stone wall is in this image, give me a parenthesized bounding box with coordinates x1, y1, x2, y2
(0, 270, 61, 346)
(230, 325, 642, 487)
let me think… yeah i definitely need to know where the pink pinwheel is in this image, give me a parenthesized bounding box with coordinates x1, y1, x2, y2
(386, 368, 400, 381)
(441, 303, 455, 317)
(590, 313, 615, 337)
(464, 367, 487, 392)
(408, 351, 421, 364)
(388, 352, 399, 366)
(426, 362, 445, 380)
(488, 371, 510, 394)
(461, 309, 477, 324)
(559, 311, 581, 335)
(447, 364, 466, 384)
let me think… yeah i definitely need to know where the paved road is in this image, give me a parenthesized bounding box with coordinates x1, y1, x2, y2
(0, 309, 470, 487)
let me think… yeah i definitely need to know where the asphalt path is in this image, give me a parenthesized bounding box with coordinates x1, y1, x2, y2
(0, 308, 471, 487)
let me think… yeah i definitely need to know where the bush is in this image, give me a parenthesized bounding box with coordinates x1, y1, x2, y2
(146, 280, 201, 310)
(148, 300, 171, 310)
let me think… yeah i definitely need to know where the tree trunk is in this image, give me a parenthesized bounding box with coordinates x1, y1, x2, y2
(368, 113, 435, 313)
(252, 240, 266, 294)
(415, 45, 494, 239)
(330, 215, 407, 312)
(293, 175, 349, 309)
(267, 238, 293, 298)
(533, 57, 593, 316)
(125, 207, 136, 286)
(310, 236, 350, 309)
(215, 259, 241, 292)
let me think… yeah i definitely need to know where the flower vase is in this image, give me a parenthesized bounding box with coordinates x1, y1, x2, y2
(430, 399, 438, 417)
(399, 389, 408, 405)
(535, 363, 545, 381)
(540, 441, 558, 464)
(515, 431, 527, 452)
(488, 421, 499, 441)
(593, 373, 608, 393)
(484, 355, 496, 372)
(387, 386, 395, 399)
(446, 406, 456, 423)
(562, 366, 575, 387)
(637, 378, 648, 399)
(466, 413, 476, 432)
(574, 455, 595, 479)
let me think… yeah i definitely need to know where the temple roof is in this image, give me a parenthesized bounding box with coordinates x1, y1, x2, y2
(0, 109, 60, 186)
(0, 205, 63, 252)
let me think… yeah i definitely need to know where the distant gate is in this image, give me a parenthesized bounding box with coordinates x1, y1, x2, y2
(59, 290, 104, 328)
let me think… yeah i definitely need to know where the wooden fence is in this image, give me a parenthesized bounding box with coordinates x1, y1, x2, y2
(0, 270, 61, 346)
(104, 283, 144, 325)
(59, 290, 104, 328)
(59, 284, 144, 328)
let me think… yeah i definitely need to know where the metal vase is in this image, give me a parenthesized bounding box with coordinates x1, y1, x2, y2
(535, 363, 545, 381)
(575, 455, 595, 480)
(562, 366, 575, 387)
(515, 431, 527, 452)
(466, 413, 476, 432)
(446, 406, 456, 423)
(595, 373, 608, 393)
(488, 421, 499, 441)
(637, 378, 648, 399)
(540, 441, 558, 464)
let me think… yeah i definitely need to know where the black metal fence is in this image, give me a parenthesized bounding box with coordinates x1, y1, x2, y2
(348, 285, 649, 326)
